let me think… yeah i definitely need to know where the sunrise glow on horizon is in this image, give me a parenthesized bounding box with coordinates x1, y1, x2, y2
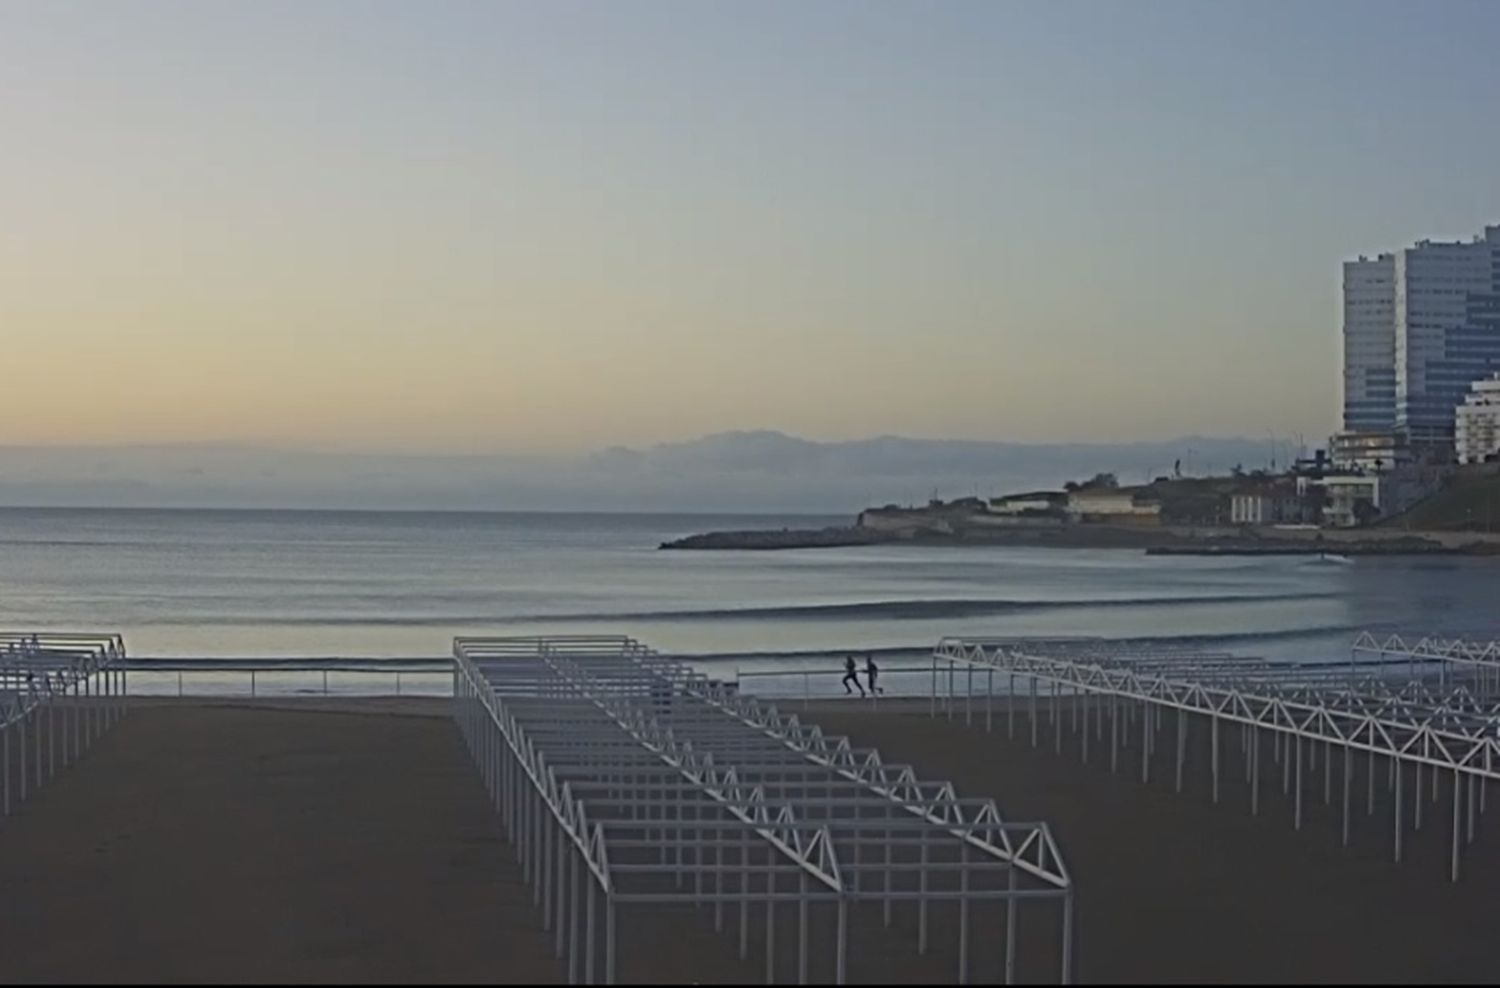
(4, 0, 1499, 454)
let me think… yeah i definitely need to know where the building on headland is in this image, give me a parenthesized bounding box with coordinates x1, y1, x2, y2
(1218, 463, 1441, 529)
(1339, 224, 1500, 457)
(987, 491, 1069, 516)
(1301, 475, 1386, 528)
(1066, 487, 1162, 525)
(1328, 430, 1408, 473)
(1291, 470, 1436, 528)
(1456, 373, 1500, 464)
(1229, 484, 1309, 525)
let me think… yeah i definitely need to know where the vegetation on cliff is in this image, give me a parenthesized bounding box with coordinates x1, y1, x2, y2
(1379, 466, 1500, 532)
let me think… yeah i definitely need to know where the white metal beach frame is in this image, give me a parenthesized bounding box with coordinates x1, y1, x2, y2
(930, 633, 1500, 883)
(0, 632, 128, 818)
(452, 634, 1074, 985)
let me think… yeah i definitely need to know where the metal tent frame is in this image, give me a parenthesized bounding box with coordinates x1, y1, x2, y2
(454, 635, 1073, 985)
(1351, 632, 1500, 692)
(0, 633, 128, 817)
(931, 634, 1500, 882)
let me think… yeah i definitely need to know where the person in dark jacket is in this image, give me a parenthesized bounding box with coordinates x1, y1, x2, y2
(841, 655, 865, 697)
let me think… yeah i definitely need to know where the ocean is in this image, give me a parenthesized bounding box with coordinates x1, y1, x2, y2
(1, 507, 1495, 695)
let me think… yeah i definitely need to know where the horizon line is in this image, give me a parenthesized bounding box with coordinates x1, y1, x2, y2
(0, 503, 847, 517)
(0, 430, 1314, 456)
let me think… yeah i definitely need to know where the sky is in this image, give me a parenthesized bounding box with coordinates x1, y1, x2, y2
(3, 0, 1499, 455)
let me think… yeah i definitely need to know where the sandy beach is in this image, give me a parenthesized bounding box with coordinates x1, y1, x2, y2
(2, 697, 1498, 983)
(810, 701, 1500, 984)
(0, 700, 559, 984)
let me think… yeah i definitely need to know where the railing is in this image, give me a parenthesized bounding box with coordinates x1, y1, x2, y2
(118, 657, 955, 702)
(732, 665, 942, 706)
(119, 658, 453, 698)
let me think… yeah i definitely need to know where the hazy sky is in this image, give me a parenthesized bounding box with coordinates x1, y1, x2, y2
(4, 0, 1498, 454)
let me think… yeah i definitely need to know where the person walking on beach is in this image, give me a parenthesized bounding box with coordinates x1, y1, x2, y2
(841, 655, 865, 697)
(865, 654, 882, 696)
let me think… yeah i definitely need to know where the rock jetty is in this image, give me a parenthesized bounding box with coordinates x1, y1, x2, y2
(659, 527, 884, 550)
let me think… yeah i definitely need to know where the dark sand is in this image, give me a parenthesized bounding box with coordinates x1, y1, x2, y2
(5, 697, 1499, 984)
(808, 700, 1500, 984)
(0, 701, 559, 984)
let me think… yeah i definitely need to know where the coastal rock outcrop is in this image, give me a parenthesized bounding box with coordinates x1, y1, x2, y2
(659, 527, 883, 550)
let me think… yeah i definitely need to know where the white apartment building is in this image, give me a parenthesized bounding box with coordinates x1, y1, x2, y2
(1456, 373, 1500, 464)
(1230, 488, 1306, 525)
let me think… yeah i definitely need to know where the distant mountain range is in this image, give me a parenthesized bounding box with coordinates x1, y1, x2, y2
(0, 431, 1300, 514)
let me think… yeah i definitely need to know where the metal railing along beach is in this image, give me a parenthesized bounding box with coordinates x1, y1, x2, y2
(118, 657, 452, 698)
(731, 665, 939, 706)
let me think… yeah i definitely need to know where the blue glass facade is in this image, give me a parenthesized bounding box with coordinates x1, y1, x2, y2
(1343, 368, 1395, 432)
(1344, 228, 1500, 449)
(1392, 232, 1500, 444)
(1398, 294, 1500, 440)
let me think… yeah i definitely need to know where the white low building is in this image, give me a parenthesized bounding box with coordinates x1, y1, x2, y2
(1066, 488, 1162, 523)
(1456, 374, 1500, 464)
(988, 491, 1067, 515)
(1230, 488, 1306, 525)
(1290, 467, 1443, 527)
(1068, 490, 1135, 515)
(1311, 476, 1384, 528)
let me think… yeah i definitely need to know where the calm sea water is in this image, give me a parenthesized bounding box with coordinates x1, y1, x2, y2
(0, 507, 1495, 693)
